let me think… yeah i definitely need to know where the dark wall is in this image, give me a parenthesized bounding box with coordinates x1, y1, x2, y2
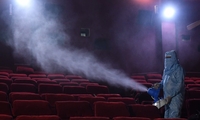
(0, 0, 200, 73)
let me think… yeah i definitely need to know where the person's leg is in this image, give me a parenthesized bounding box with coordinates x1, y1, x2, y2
(167, 95, 183, 118)
(164, 104, 170, 118)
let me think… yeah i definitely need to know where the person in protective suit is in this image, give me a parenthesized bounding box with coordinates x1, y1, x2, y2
(153, 50, 185, 118)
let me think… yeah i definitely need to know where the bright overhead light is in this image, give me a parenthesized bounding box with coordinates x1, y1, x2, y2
(16, 0, 31, 7)
(163, 6, 176, 19)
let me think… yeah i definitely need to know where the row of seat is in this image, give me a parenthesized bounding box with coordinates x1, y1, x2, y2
(0, 114, 188, 120)
(0, 73, 82, 80)
(1, 91, 199, 119)
(0, 82, 110, 94)
(1, 99, 193, 120)
(2, 92, 133, 104)
(0, 99, 162, 119)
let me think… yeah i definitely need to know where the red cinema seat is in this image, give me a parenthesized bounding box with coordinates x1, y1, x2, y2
(140, 83, 153, 88)
(0, 114, 13, 120)
(43, 93, 76, 106)
(71, 79, 90, 84)
(0, 78, 12, 87)
(13, 79, 37, 86)
(154, 118, 187, 120)
(0, 101, 12, 115)
(56, 101, 93, 119)
(47, 74, 65, 80)
(71, 94, 94, 100)
(96, 94, 121, 100)
(11, 77, 31, 81)
(0, 83, 9, 93)
(59, 82, 79, 86)
(94, 101, 130, 118)
(37, 80, 57, 86)
(0, 91, 8, 101)
(52, 79, 70, 83)
(63, 86, 87, 94)
(146, 73, 162, 79)
(0, 72, 9, 77)
(129, 104, 161, 119)
(38, 83, 62, 94)
(70, 117, 110, 120)
(131, 75, 146, 80)
(12, 100, 52, 117)
(184, 80, 195, 85)
(9, 73, 27, 78)
(65, 75, 82, 80)
(42, 93, 75, 114)
(15, 115, 60, 120)
(10, 83, 37, 93)
(9, 92, 41, 104)
(0, 69, 13, 73)
(186, 99, 200, 117)
(187, 90, 200, 99)
(16, 66, 34, 74)
(29, 74, 47, 78)
(79, 96, 106, 106)
(0, 75, 9, 78)
(187, 84, 200, 90)
(113, 117, 151, 120)
(80, 82, 99, 87)
(86, 85, 109, 94)
(33, 78, 51, 81)
(108, 97, 135, 104)
(190, 77, 200, 81)
(147, 79, 161, 84)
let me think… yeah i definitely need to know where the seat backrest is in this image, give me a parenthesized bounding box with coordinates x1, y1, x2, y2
(12, 100, 52, 117)
(186, 99, 200, 117)
(47, 74, 65, 80)
(56, 101, 93, 119)
(0, 78, 12, 87)
(0, 83, 9, 93)
(0, 91, 8, 101)
(70, 117, 110, 120)
(79, 96, 106, 106)
(94, 101, 130, 118)
(0, 101, 12, 115)
(113, 117, 151, 120)
(96, 94, 121, 100)
(63, 86, 87, 94)
(28, 74, 47, 78)
(52, 79, 70, 83)
(129, 104, 161, 119)
(108, 97, 135, 104)
(9, 92, 41, 104)
(38, 83, 62, 94)
(16, 66, 34, 74)
(146, 73, 162, 79)
(15, 115, 60, 120)
(154, 118, 187, 120)
(13, 79, 37, 86)
(86, 85, 109, 94)
(0, 114, 13, 120)
(10, 83, 37, 93)
(44, 93, 76, 106)
(59, 82, 79, 86)
(65, 75, 82, 80)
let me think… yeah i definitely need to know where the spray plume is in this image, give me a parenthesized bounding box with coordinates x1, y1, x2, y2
(10, 1, 147, 92)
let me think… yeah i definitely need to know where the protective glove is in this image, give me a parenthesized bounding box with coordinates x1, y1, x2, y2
(165, 96, 172, 104)
(152, 83, 160, 89)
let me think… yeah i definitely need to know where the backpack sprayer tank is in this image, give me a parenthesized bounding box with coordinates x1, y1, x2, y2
(147, 85, 167, 109)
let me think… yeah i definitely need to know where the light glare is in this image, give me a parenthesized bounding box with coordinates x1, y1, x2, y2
(163, 7, 175, 19)
(16, 0, 31, 7)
